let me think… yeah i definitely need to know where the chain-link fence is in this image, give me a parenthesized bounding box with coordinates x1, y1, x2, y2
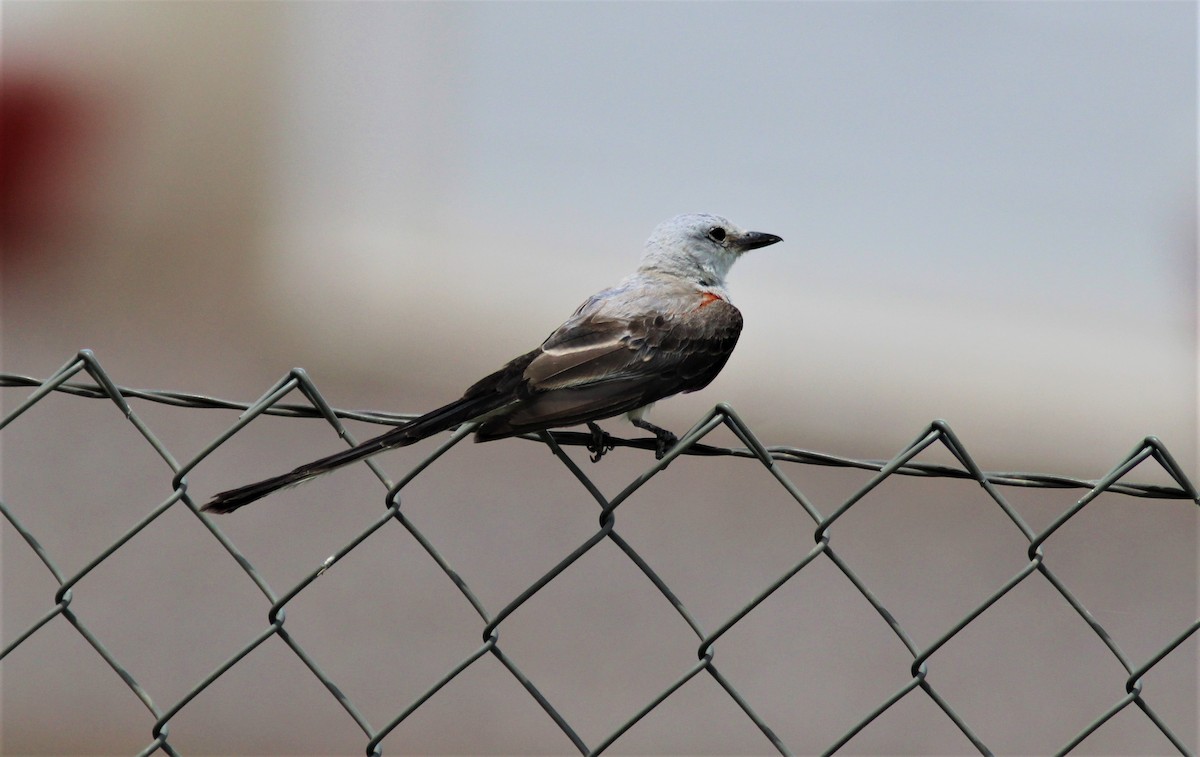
(2, 349, 1197, 755)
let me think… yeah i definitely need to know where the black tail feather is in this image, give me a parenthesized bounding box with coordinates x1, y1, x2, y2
(201, 393, 508, 514)
(201, 468, 328, 514)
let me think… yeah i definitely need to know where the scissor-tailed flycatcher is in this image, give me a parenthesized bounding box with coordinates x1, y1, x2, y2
(202, 213, 781, 513)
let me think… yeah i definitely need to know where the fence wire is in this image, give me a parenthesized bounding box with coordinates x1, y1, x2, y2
(1, 349, 1197, 755)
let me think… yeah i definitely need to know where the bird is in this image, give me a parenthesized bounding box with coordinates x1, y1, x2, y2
(202, 213, 781, 514)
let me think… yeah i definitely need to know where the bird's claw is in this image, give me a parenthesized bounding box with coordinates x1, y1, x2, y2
(586, 422, 615, 463)
(653, 431, 678, 460)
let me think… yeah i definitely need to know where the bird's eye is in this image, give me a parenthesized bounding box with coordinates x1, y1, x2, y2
(707, 227, 727, 242)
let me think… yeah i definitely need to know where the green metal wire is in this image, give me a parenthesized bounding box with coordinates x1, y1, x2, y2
(1, 350, 1196, 756)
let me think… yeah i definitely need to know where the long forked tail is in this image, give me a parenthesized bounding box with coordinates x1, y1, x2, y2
(200, 393, 505, 514)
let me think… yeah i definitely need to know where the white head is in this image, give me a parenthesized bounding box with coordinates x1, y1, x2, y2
(638, 213, 782, 286)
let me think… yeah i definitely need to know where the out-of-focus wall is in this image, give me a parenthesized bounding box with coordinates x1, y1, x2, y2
(3, 2, 277, 383)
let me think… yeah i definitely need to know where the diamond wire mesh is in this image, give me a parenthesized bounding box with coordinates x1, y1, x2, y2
(1, 349, 1197, 755)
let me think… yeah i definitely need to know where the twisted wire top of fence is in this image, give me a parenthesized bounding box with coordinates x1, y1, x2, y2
(0, 370, 1191, 501)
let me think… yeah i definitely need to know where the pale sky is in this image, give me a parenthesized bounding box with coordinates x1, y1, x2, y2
(268, 1, 1196, 469)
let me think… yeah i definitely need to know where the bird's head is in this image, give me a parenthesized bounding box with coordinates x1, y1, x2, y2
(638, 213, 782, 286)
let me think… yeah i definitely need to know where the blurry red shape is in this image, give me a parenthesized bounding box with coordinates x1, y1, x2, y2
(0, 74, 91, 255)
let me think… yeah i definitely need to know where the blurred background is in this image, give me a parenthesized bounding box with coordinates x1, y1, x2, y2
(2, 2, 1195, 755)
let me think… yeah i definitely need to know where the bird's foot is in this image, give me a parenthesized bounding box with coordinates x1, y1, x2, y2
(586, 422, 615, 463)
(631, 418, 678, 460)
(652, 430, 678, 460)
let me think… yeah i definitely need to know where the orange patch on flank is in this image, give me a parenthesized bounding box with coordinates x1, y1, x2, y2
(696, 291, 724, 309)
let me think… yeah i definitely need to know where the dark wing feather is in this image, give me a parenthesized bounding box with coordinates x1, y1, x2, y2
(476, 299, 742, 440)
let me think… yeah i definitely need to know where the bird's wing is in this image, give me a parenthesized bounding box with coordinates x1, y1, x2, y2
(473, 293, 742, 439)
(527, 298, 742, 391)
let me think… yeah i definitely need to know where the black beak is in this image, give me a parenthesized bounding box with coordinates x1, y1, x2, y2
(734, 230, 783, 251)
